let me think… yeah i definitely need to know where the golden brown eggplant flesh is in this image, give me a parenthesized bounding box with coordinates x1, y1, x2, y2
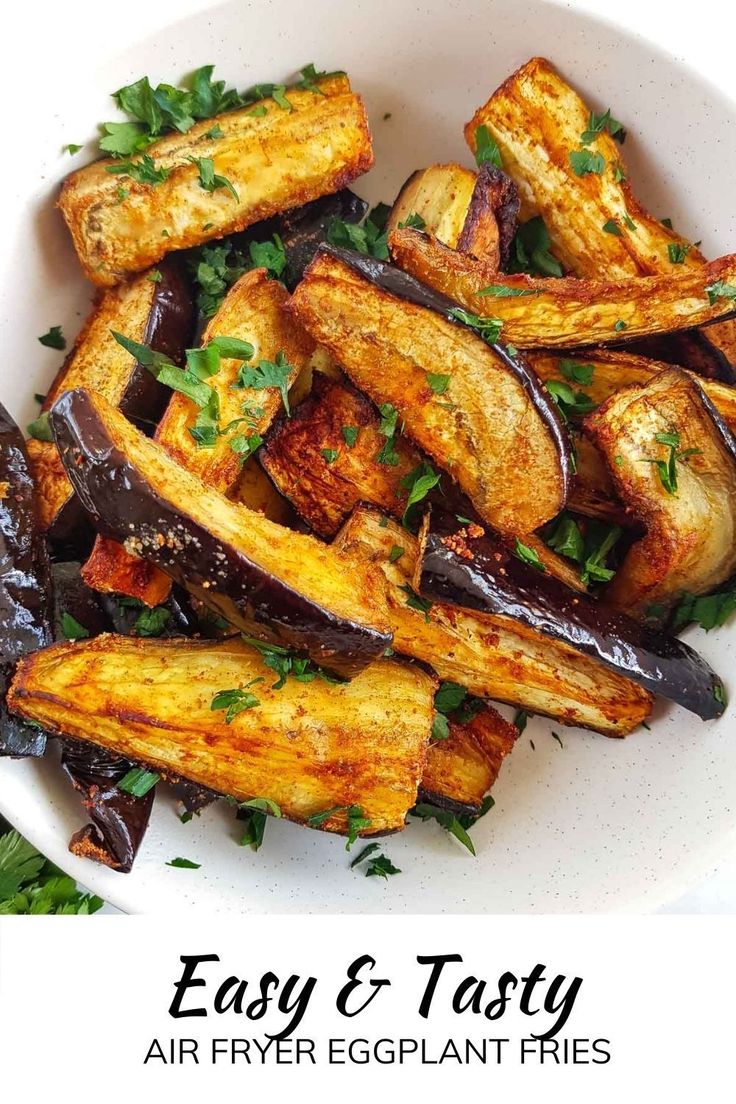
(333, 508, 652, 736)
(0, 403, 53, 756)
(49, 388, 392, 677)
(9, 635, 435, 838)
(420, 705, 517, 816)
(28, 260, 194, 543)
(457, 165, 520, 270)
(416, 506, 726, 721)
(585, 368, 736, 617)
(464, 56, 736, 375)
(59, 75, 374, 286)
(389, 228, 736, 349)
(386, 164, 478, 251)
(289, 245, 571, 534)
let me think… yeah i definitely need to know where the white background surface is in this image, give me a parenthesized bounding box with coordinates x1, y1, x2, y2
(1, 0, 736, 913)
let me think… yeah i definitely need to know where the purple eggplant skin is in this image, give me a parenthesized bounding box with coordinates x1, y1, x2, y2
(418, 508, 726, 722)
(0, 403, 53, 756)
(626, 328, 736, 384)
(49, 388, 391, 678)
(318, 243, 573, 499)
(277, 190, 368, 290)
(60, 739, 154, 873)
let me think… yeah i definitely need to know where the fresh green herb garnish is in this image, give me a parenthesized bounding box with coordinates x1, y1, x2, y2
(166, 857, 201, 869)
(187, 155, 239, 199)
(514, 539, 545, 571)
(238, 797, 282, 851)
(236, 350, 294, 415)
(474, 124, 503, 169)
(327, 213, 389, 259)
(431, 713, 450, 741)
(623, 214, 636, 231)
(569, 149, 605, 176)
(399, 583, 432, 621)
(321, 448, 339, 464)
(363, 853, 401, 879)
(705, 280, 736, 305)
(306, 805, 371, 850)
(63, 143, 83, 155)
(388, 544, 405, 563)
(239, 634, 335, 690)
(558, 359, 594, 386)
(399, 462, 441, 525)
(0, 828, 103, 915)
(375, 402, 400, 467)
(105, 154, 171, 185)
(448, 307, 503, 344)
(507, 217, 563, 278)
(514, 709, 531, 734)
(248, 234, 287, 279)
(296, 62, 344, 94)
(133, 606, 171, 637)
(551, 731, 564, 749)
(426, 372, 451, 394)
(206, 124, 224, 139)
(614, 319, 628, 332)
(545, 379, 597, 419)
(117, 768, 160, 797)
(546, 513, 585, 562)
(397, 212, 427, 230)
(26, 413, 53, 442)
(667, 242, 690, 264)
(60, 612, 90, 641)
(641, 429, 701, 495)
(38, 325, 66, 350)
(341, 425, 359, 448)
(434, 681, 468, 714)
(349, 843, 380, 868)
(211, 680, 264, 723)
(613, 164, 626, 183)
(580, 108, 625, 145)
(410, 803, 477, 855)
(579, 520, 623, 585)
(602, 219, 622, 236)
(672, 584, 736, 632)
(186, 238, 248, 316)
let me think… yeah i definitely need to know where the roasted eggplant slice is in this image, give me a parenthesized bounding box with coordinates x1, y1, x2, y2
(50, 388, 391, 677)
(228, 457, 297, 527)
(9, 635, 435, 837)
(260, 372, 423, 536)
(289, 245, 571, 533)
(0, 403, 53, 756)
(456, 165, 520, 270)
(417, 507, 725, 720)
(277, 189, 368, 289)
(420, 705, 517, 817)
(386, 164, 477, 250)
(585, 368, 736, 616)
(333, 508, 652, 735)
(80, 268, 312, 604)
(28, 260, 194, 543)
(464, 56, 736, 374)
(626, 330, 735, 383)
(59, 75, 374, 286)
(389, 228, 736, 348)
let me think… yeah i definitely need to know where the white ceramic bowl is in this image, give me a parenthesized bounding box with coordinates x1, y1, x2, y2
(1, 0, 735, 914)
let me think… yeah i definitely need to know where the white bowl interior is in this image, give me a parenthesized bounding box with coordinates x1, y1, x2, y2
(1, 0, 735, 913)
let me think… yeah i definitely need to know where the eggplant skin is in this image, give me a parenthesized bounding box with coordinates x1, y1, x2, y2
(420, 706, 517, 816)
(333, 507, 652, 736)
(0, 403, 53, 757)
(8, 635, 435, 838)
(289, 246, 570, 534)
(49, 388, 392, 678)
(28, 260, 194, 539)
(585, 368, 736, 616)
(457, 165, 520, 271)
(278, 188, 368, 290)
(59, 76, 374, 286)
(390, 228, 736, 349)
(417, 507, 726, 721)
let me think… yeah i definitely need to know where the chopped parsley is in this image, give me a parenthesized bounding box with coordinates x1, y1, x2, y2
(321, 448, 339, 464)
(166, 857, 201, 869)
(133, 606, 171, 637)
(238, 797, 282, 851)
(376, 402, 401, 467)
(341, 425, 359, 448)
(668, 242, 691, 264)
(478, 284, 542, 298)
(187, 155, 238, 200)
(38, 325, 66, 350)
(448, 307, 503, 344)
(580, 108, 625, 145)
(236, 350, 294, 415)
(239, 634, 335, 690)
(623, 214, 636, 231)
(426, 372, 451, 394)
(117, 767, 160, 797)
(388, 544, 405, 563)
(63, 143, 83, 155)
(105, 154, 171, 185)
(602, 219, 623, 236)
(0, 828, 103, 915)
(399, 462, 441, 525)
(353, 849, 401, 879)
(546, 513, 585, 562)
(514, 709, 531, 734)
(672, 584, 736, 633)
(544, 512, 623, 586)
(568, 149, 606, 177)
(211, 680, 264, 723)
(327, 211, 389, 260)
(474, 124, 503, 169)
(26, 413, 53, 442)
(431, 713, 450, 741)
(296, 62, 344, 94)
(558, 359, 594, 386)
(399, 583, 432, 621)
(397, 212, 427, 230)
(411, 802, 489, 856)
(248, 234, 287, 279)
(60, 612, 90, 641)
(641, 429, 701, 495)
(705, 280, 736, 305)
(186, 238, 249, 317)
(307, 805, 371, 850)
(514, 539, 545, 571)
(545, 379, 597, 419)
(507, 217, 563, 278)
(614, 319, 628, 332)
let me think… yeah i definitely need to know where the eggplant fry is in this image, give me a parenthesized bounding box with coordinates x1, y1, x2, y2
(464, 56, 736, 370)
(386, 164, 477, 250)
(333, 508, 652, 735)
(228, 457, 297, 527)
(9, 635, 435, 837)
(50, 388, 392, 677)
(28, 260, 194, 541)
(0, 403, 53, 757)
(289, 246, 570, 533)
(420, 706, 517, 816)
(457, 165, 520, 270)
(390, 228, 736, 348)
(585, 368, 736, 616)
(59, 75, 374, 286)
(81, 268, 312, 604)
(417, 506, 726, 721)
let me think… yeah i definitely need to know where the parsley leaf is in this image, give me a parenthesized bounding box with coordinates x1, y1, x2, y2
(187, 155, 238, 200)
(388, 544, 405, 563)
(399, 583, 432, 621)
(117, 768, 160, 797)
(434, 681, 468, 714)
(514, 709, 531, 734)
(545, 379, 597, 419)
(705, 280, 736, 305)
(239, 634, 331, 690)
(580, 108, 625, 145)
(431, 713, 451, 741)
(99, 120, 153, 158)
(364, 853, 401, 878)
(474, 124, 503, 169)
(514, 539, 545, 571)
(38, 325, 66, 350)
(27, 413, 53, 442)
(306, 805, 371, 850)
(448, 307, 503, 344)
(569, 149, 606, 176)
(327, 214, 389, 260)
(558, 359, 594, 386)
(248, 234, 287, 279)
(508, 217, 563, 278)
(0, 828, 104, 915)
(321, 448, 339, 464)
(641, 428, 701, 495)
(399, 462, 441, 525)
(411, 803, 478, 855)
(341, 425, 359, 448)
(672, 584, 736, 632)
(211, 680, 264, 723)
(545, 513, 585, 562)
(105, 154, 171, 185)
(398, 212, 427, 230)
(60, 612, 90, 640)
(375, 402, 400, 466)
(133, 606, 171, 637)
(579, 521, 623, 585)
(668, 242, 690, 264)
(602, 219, 623, 236)
(186, 238, 248, 317)
(166, 857, 201, 869)
(235, 350, 294, 415)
